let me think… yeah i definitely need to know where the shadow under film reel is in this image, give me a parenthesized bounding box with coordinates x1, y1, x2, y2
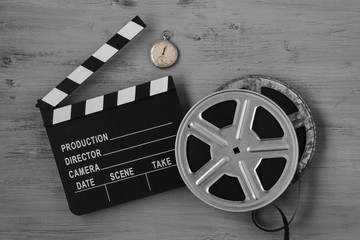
(175, 90, 299, 212)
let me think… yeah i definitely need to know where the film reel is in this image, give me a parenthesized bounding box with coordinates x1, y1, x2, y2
(217, 75, 316, 183)
(175, 90, 299, 212)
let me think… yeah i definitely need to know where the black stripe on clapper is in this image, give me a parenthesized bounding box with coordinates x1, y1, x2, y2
(103, 91, 118, 109)
(39, 108, 54, 127)
(107, 34, 129, 51)
(36, 99, 53, 109)
(167, 76, 175, 91)
(56, 78, 80, 95)
(82, 56, 104, 73)
(71, 101, 86, 119)
(135, 82, 150, 100)
(132, 16, 146, 28)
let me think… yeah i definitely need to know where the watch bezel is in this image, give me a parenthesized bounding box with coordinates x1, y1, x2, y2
(149, 39, 179, 68)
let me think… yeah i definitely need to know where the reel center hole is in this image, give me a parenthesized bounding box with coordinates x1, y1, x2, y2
(233, 147, 240, 154)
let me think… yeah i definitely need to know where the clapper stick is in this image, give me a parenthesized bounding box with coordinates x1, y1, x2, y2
(36, 16, 146, 109)
(40, 76, 174, 126)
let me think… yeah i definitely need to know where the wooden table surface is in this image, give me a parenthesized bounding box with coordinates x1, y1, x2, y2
(1, 0, 359, 239)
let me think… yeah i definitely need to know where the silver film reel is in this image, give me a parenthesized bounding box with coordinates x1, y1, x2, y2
(217, 75, 316, 183)
(175, 90, 299, 212)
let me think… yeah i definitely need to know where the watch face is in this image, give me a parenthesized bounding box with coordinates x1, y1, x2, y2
(150, 40, 178, 68)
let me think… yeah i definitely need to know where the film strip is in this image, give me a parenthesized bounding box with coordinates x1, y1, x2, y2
(36, 15, 146, 109)
(36, 16, 184, 215)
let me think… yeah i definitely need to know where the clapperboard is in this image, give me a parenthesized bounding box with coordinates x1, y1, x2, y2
(36, 16, 184, 215)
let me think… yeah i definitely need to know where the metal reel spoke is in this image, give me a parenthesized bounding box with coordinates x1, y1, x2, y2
(236, 161, 264, 200)
(248, 138, 291, 159)
(189, 119, 228, 148)
(194, 157, 228, 187)
(233, 99, 255, 140)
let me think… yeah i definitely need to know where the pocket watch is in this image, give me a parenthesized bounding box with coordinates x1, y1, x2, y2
(149, 30, 179, 68)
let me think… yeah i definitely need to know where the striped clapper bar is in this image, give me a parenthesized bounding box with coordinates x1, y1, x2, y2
(36, 16, 184, 215)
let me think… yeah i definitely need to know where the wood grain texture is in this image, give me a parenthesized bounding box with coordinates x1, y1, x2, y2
(1, 0, 359, 239)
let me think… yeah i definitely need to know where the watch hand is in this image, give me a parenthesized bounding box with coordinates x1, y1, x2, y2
(162, 46, 167, 55)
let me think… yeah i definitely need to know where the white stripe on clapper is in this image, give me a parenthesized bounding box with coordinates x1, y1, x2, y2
(67, 66, 93, 85)
(118, 21, 144, 40)
(117, 86, 136, 106)
(85, 95, 104, 115)
(42, 88, 68, 107)
(92, 44, 118, 62)
(53, 105, 72, 125)
(150, 77, 168, 96)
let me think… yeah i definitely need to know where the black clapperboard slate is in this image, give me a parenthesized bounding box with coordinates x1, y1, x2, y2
(36, 16, 184, 215)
